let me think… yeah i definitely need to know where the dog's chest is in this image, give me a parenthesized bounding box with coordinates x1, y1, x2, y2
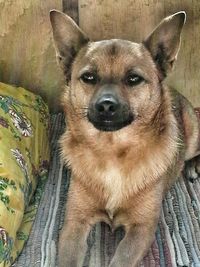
(100, 165, 126, 217)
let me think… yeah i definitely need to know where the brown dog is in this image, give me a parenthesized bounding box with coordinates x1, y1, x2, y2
(50, 10, 200, 267)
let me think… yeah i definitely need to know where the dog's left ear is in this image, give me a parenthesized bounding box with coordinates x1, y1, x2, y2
(50, 10, 89, 81)
(144, 11, 186, 78)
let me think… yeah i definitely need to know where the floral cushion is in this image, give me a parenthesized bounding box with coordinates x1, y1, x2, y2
(0, 82, 49, 266)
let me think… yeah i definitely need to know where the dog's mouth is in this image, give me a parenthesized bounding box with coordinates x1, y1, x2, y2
(88, 115, 134, 132)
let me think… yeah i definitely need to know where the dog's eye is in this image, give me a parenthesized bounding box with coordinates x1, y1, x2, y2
(125, 74, 144, 86)
(80, 72, 98, 85)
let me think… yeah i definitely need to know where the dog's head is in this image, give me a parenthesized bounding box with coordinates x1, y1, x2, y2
(50, 11, 185, 132)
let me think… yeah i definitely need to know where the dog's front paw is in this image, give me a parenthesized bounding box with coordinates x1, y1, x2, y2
(108, 256, 134, 267)
(109, 260, 134, 267)
(184, 155, 200, 182)
(108, 261, 122, 267)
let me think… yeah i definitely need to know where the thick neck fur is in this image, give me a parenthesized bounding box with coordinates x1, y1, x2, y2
(60, 84, 180, 210)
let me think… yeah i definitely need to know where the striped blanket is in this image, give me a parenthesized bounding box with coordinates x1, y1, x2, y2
(13, 113, 200, 267)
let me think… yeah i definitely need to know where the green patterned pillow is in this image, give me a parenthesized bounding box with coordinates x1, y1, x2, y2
(0, 82, 49, 266)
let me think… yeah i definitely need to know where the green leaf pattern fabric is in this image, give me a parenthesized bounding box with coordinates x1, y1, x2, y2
(0, 83, 49, 266)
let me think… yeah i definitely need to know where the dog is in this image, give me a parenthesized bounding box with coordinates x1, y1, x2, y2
(50, 10, 200, 267)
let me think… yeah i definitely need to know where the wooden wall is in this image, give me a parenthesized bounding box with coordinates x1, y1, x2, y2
(0, 1, 199, 109)
(0, 0, 64, 110)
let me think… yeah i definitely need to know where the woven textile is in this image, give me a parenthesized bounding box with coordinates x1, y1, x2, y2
(14, 113, 200, 267)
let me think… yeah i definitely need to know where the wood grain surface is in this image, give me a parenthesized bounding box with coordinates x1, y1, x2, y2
(63, 0, 79, 23)
(0, 0, 199, 109)
(0, 0, 64, 110)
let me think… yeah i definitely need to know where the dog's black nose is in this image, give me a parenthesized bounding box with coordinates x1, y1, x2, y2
(95, 95, 119, 116)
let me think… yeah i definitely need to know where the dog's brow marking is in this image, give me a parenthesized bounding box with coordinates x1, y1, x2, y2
(126, 67, 147, 80)
(110, 44, 117, 56)
(86, 42, 101, 56)
(79, 65, 96, 76)
(130, 44, 143, 58)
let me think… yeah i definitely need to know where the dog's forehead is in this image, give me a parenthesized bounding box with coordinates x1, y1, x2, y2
(76, 39, 155, 76)
(84, 40, 145, 63)
(87, 39, 142, 57)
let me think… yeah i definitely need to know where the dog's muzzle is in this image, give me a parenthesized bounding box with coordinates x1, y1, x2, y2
(87, 92, 134, 132)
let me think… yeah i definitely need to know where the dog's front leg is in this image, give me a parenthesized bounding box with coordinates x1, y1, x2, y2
(58, 217, 91, 267)
(109, 222, 158, 267)
(58, 179, 101, 267)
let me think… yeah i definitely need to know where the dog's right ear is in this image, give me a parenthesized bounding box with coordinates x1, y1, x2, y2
(50, 10, 89, 80)
(143, 11, 186, 79)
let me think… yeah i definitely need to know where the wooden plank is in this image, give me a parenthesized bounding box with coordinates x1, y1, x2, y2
(79, 0, 200, 107)
(63, 0, 79, 23)
(79, 0, 164, 42)
(0, 0, 64, 110)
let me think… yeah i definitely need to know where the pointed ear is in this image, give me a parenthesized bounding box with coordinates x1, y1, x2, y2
(143, 11, 186, 78)
(50, 10, 89, 80)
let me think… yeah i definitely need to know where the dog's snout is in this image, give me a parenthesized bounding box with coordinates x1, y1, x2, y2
(95, 95, 119, 116)
(87, 86, 134, 131)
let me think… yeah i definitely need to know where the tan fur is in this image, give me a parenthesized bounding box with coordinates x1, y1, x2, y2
(50, 10, 200, 267)
(60, 87, 180, 213)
